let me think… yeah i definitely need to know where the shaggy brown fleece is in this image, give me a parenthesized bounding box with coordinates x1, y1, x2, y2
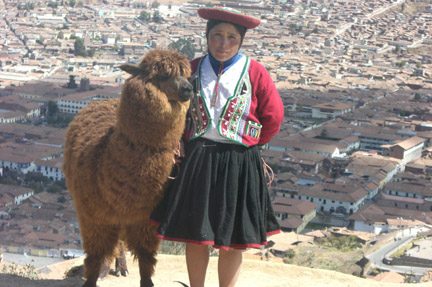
(63, 49, 192, 287)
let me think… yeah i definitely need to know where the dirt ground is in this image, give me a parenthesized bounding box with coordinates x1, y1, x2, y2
(1, 254, 432, 287)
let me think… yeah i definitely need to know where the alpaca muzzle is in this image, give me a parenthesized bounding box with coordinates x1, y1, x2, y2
(179, 81, 193, 102)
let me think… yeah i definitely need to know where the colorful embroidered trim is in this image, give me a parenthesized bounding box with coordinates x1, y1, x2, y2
(245, 121, 262, 139)
(210, 61, 224, 107)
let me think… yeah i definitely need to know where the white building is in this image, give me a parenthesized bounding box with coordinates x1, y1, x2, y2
(57, 87, 121, 114)
(311, 102, 352, 119)
(35, 157, 65, 181)
(0, 184, 34, 205)
(275, 182, 369, 216)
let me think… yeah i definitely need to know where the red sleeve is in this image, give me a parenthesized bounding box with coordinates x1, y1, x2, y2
(190, 57, 201, 74)
(249, 59, 284, 145)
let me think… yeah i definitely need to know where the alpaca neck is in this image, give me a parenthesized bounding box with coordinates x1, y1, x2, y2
(115, 81, 187, 149)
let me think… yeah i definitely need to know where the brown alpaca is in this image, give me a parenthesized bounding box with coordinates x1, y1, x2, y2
(63, 49, 192, 287)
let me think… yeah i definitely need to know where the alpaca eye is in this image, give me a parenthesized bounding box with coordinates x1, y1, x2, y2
(160, 74, 171, 81)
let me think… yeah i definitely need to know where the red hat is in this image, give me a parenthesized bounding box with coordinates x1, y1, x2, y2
(198, 7, 261, 29)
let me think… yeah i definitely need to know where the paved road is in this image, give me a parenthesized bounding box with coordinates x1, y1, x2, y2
(367, 235, 431, 276)
(2, 252, 66, 269)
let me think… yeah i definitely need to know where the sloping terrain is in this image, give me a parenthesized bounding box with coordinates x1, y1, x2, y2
(1, 254, 431, 287)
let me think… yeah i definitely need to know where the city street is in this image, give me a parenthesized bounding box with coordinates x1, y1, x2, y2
(2, 252, 66, 269)
(367, 234, 431, 276)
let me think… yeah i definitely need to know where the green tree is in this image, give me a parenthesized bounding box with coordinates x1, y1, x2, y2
(151, 0, 160, 8)
(394, 45, 401, 54)
(25, 2, 35, 10)
(414, 93, 421, 101)
(24, 172, 50, 185)
(169, 38, 195, 60)
(47, 184, 62, 194)
(57, 195, 66, 203)
(396, 60, 406, 68)
(66, 75, 78, 89)
(28, 182, 44, 193)
(57, 31, 64, 39)
(320, 128, 328, 138)
(74, 38, 87, 56)
(48, 2, 58, 8)
(0, 170, 20, 186)
(285, 249, 296, 259)
(69, 0, 76, 7)
(152, 10, 162, 23)
(47, 101, 59, 117)
(138, 11, 151, 22)
(87, 48, 95, 57)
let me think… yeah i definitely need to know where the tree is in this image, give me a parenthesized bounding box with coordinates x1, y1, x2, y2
(395, 60, 406, 68)
(47, 101, 59, 117)
(414, 93, 421, 101)
(47, 184, 62, 194)
(74, 38, 87, 56)
(87, 48, 95, 57)
(57, 195, 66, 203)
(57, 31, 64, 39)
(394, 45, 401, 54)
(48, 2, 58, 8)
(285, 249, 296, 259)
(169, 38, 195, 60)
(24, 172, 50, 185)
(47, 100, 60, 124)
(151, 0, 160, 8)
(69, 0, 76, 7)
(138, 11, 151, 22)
(152, 10, 162, 23)
(66, 75, 78, 89)
(320, 128, 328, 138)
(25, 2, 35, 10)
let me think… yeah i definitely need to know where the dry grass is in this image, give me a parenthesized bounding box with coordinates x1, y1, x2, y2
(285, 245, 364, 275)
(393, 0, 429, 15)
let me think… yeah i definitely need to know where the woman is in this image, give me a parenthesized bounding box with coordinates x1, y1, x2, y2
(150, 7, 284, 287)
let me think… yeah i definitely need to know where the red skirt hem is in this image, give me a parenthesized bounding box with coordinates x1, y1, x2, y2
(150, 218, 280, 251)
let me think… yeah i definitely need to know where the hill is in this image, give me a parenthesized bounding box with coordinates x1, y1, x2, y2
(1, 254, 431, 287)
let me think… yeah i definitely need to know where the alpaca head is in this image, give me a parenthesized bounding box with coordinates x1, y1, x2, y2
(119, 49, 193, 104)
(118, 49, 193, 144)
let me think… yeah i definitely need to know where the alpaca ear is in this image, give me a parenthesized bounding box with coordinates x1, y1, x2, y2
(119, 64, 145, 76)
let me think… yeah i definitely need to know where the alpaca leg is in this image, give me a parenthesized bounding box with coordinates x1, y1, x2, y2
(114, 241, 129, 277)
(80, 223, 119, 287)
(99, 256, 112, 279)
(137, 250, 157, 287)
(82, 254, 105, 287)
(125, 223, 161, 287)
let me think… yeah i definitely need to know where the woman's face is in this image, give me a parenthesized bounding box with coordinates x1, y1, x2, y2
(208, 22, 242, 62)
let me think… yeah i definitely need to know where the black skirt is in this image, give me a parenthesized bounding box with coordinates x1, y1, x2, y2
(150, 138, 280, 250)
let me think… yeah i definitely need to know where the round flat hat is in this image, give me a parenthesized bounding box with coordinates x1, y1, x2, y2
(198, 7, 261, 29)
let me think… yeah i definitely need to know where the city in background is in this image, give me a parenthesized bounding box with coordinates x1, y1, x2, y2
(0, 0, 431, 284)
